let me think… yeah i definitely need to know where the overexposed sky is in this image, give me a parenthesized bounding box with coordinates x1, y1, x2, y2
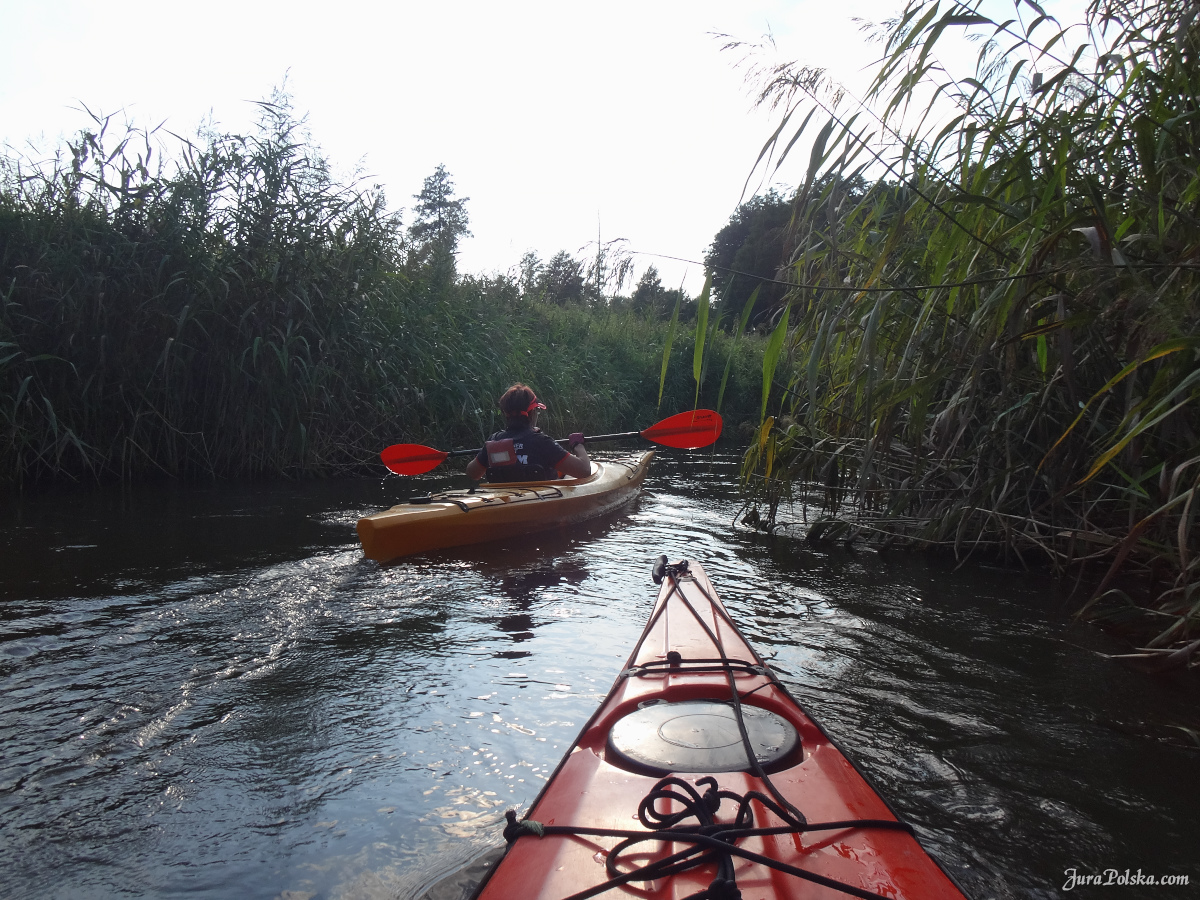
(0, 0, 1085, 294)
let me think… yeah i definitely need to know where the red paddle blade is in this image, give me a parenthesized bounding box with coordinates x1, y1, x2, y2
(640, 409, 723, 449)
(380, 443, 450, 475)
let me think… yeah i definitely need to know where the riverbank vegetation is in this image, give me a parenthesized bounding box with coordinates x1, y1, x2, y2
(0, 95, 764, 486)
(729, 0, 1199, 661)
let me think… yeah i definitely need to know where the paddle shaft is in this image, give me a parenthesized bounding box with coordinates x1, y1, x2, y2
(380, 410, 720, 475)
(443, 431, 642, 459)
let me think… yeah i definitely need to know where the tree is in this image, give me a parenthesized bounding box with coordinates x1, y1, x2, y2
(538, 251, 586, 305)
(518, 251, 543, 298)
(408, 164, 470, 284)
(704, 189, 794, 322)
(631, 266, 665, 313)
(626, 266, 694, 320)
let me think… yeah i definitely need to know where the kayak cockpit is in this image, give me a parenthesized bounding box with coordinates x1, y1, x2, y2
(482, 460, 600, 488)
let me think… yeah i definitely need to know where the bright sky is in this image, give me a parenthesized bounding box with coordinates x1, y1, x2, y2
(0, 0, 1085, 295)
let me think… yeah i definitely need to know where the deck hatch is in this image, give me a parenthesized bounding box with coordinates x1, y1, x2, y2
(606, 700, 799, 774)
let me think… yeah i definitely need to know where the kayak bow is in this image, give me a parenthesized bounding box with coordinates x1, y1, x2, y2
(471, 558, 967, 900)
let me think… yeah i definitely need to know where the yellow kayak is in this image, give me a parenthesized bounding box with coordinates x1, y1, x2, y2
(356, 451, 654, 562)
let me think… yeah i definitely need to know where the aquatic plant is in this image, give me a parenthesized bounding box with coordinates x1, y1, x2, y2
(0, 97, 764, 485)
(730, 0, 1200, 659)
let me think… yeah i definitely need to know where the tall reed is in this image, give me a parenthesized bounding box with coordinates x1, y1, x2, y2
(731, 0, 1200, 660)
(0, 100, 765, 486)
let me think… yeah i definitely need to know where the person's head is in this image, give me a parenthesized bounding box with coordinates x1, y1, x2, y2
(498, 383, 546, 428)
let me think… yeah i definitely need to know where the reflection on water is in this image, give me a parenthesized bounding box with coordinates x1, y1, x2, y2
(1, 453, 1197, 899)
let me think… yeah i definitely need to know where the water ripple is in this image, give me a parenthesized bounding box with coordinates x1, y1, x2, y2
(0, 460, 1196, 899)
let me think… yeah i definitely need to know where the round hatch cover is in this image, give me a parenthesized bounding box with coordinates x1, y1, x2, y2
(607, 700, 799, 774)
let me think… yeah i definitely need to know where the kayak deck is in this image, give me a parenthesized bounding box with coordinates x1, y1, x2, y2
(357, 452, 653, 562)
(472, 559, 967, 900)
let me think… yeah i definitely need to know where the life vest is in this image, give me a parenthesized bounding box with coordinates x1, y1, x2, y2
(483, 429, 559, 482)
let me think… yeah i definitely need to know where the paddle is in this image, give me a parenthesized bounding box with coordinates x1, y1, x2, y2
(380, 409, 723, 475)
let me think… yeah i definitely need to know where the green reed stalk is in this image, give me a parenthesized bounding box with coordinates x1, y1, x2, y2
(1, 102, 766, 486)
(728, 0, 1200, 658)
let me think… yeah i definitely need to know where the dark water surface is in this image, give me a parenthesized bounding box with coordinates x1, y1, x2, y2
(2, 453, 1197, 899)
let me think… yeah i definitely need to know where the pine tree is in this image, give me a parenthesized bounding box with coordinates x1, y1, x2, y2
(408, 165, 470, 285)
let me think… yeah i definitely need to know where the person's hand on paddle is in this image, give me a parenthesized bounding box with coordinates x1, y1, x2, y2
(561, 432, 590, 477)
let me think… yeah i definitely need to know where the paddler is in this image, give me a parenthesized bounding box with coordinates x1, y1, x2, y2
(465, 384, 591, 482)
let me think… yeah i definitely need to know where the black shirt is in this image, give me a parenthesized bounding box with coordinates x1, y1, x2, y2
(475, 425, 568, 482)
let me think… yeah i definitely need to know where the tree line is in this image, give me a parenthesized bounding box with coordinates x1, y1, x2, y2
(0, 93, 766, 485)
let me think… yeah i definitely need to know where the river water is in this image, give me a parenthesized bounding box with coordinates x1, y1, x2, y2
(1, 452, 1196, 899)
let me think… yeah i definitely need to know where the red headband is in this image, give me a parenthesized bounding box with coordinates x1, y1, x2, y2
(501, 387, 547, 417)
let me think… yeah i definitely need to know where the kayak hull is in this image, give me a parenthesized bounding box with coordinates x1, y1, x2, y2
(472, 559, 967, 900)
(356, 452, 653, 562)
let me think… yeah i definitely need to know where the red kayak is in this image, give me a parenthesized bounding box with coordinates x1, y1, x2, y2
(471, 558, 967, 900)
